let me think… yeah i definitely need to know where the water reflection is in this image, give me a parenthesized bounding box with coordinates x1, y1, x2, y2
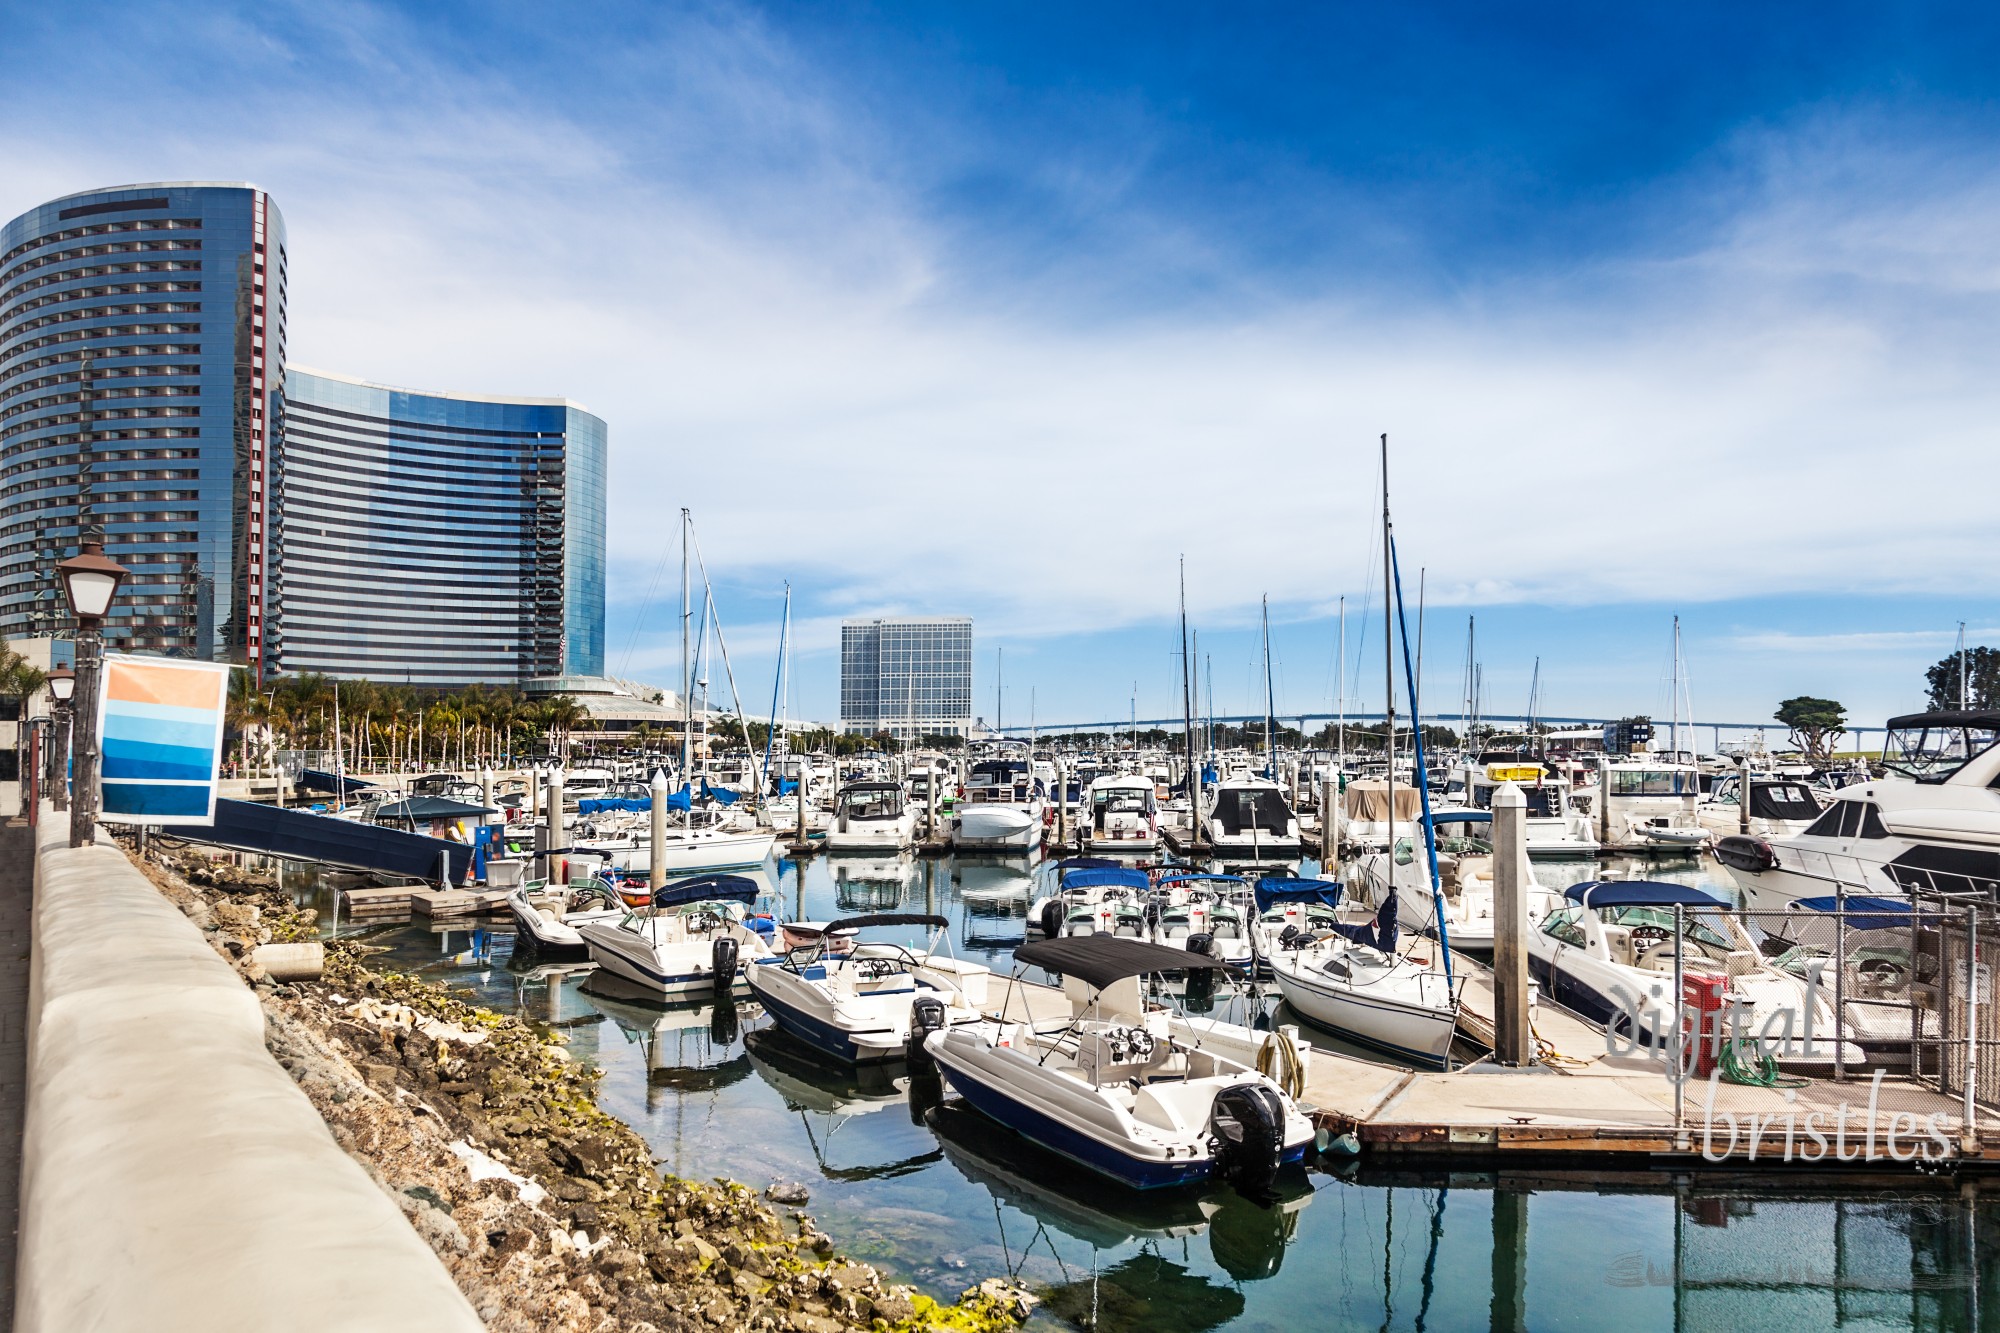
(302, 851, 2000, 1328)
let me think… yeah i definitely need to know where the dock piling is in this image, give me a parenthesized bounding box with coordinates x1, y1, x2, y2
(650, 770, 669, 894)
(1492, 781, 1531, 1066)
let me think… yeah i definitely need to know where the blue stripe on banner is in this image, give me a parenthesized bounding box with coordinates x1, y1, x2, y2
(102, 713, 219, 754)
(102, 736, 216, 781)
(103, 699, 223, 730)
(102, 783, 213, 817)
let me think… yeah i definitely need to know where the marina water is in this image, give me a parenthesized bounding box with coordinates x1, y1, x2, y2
(312, 853, 1997, 1330)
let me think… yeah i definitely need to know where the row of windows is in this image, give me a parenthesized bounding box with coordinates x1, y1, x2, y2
(287, 400, 565, 442)
(2, 325, 203, 365)
(1, 446, 202, 481)
(0, 345, 202, 388)
(3, 281, 202, 323)
(0, 258, 202, 307)
(1, 300, 203, 343)
(1, 228, 203, 281)
(2, 383, 202, 422)
(1, 405, 201, 443)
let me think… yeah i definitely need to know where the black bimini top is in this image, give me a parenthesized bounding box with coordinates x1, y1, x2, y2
(832, 913, 950, 932)
(1014, 935, 1229, 988)
(1885, 710, 2000, 730)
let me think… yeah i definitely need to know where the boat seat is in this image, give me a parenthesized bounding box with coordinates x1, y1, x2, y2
(1599, 924, 1635, 967)
(1131, 1079, 1212, 1135)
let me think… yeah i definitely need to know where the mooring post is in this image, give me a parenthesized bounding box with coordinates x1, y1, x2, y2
(650, 769, 669, 895)
(1321, 775, 1337, 865)
(548, 768, 567, 887)
(1493, 780, 1531, 1066)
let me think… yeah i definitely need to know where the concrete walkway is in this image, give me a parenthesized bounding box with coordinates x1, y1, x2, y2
(0, 817, 33, 1328)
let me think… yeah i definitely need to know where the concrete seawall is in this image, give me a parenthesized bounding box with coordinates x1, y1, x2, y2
(17, 817, 482, 1332)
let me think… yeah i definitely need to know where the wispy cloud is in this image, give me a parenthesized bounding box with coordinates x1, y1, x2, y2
(1732, 628, 2000, 653)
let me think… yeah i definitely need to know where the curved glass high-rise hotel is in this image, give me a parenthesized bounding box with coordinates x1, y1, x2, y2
(0, 183, 284, 668)
(276, 369, 605, 684)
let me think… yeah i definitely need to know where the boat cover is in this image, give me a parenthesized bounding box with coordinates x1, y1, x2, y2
(1061, 867, 1150, 892)
(830, 912, 950, 932)
(1788, 895, 1915, 932)
(1565, 881, 1728, 909)
(372, 796, 496, 821)
(1426, 810, 1492, 825)
(1252, 877, 1343, 912)
(1015, 935, 1230, 987)
(653, 874, 761, 908)
(1342, 781, 1423, 822)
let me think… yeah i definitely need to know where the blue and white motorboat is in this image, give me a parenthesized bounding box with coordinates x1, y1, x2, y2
(577, 874, 777, 997)
(744, 913, 993, 1063)
(925, 935, 1315, 1196)
(1029, 862, 1150, 939)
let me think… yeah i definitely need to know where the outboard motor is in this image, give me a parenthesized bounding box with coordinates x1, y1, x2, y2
(710, 935, 740, 998)
(1185, 932, 1217, 1004)
(1210, 1082, 1287, 1202)
(908, 994, 948, 1066)
(1040, 899, 1065, 940)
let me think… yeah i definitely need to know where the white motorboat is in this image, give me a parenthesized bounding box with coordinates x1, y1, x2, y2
(1337, 778, 1423, 851)
(1266, 896, 1462, 1069)
(952, 754, 1046, 851)
(926, 935, 1315, 1195)
(1199, 776, 1302, 857)
(577, 875, 776, 997)
(1082, 774, 1161, 853)
(1029, 863, 1150, 939)
(506, 879, 626, 958)
(1586, 756, 1709, 853)
(1151, 872, 1256, 971)
(1529, 880, 1863, 1067)
(620, 808, 778, 874)
(744, 913, 992, 1063)
(823, 781, 918, 853)
(1696, 775, 1824, 842)
(1357, 811, 1562, 951)
(1718, 710, 2000, 910)
(1454, 759, 1598, 857)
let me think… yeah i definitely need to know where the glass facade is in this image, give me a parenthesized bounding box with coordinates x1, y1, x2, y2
(840, 616, 973, 739)
(0, 183, 284, 668)
(275, 369, 606, 684)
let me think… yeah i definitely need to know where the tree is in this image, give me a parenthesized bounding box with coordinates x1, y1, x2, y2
(1925, 646, 2000, 712)
(1775, 697, 1847, 764)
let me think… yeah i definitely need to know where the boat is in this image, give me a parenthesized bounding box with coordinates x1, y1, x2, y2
(505, 878, 626, 958)
(924, 935, 1315, 1196)
(1357, 811, 1562, 952)
(1198, 775, 1302, 857)
(1587, 755, 1709, 853)
(1755, 895, 1941, 1069)
(951, 750, 1046, 851)
(1029, 864, 1151, 939)
(1696, 774, 1825, 842)
(1081, 774, 1161, 854)
(744, 913, 993, 1063)
(1528, 880, 1863, 1067)
(1151, 872, 1256, 971)
(577, 874, 777, 997)
(1266, 895, 1462, 1068)
(1718, 710, 2000, 910)
(1452, 758, 1597, 857)
(823, 781, 918, 853)
(1336, 778, 1423, 851)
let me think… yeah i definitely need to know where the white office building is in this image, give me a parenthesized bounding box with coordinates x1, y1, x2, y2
(840, 616, 973, 741)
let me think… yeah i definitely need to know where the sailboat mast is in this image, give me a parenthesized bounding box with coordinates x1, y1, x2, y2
(1180, 557, 1196, 807)
(1337, 596, 1346, 766)
(1381, 434, 1396, 858)
(680, 508, 692, 827)
(1671, 615, 1681, 760)
(1261, 595, 1275, 770)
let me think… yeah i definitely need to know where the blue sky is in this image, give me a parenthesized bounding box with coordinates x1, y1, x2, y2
(6, 2, 1998, 738)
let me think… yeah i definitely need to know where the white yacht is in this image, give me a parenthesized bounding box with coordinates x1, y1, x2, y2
(506, 878, 625, 957)
(1081, 774, 1161, 854)
(823, 781, 918, 852)
(1357, 811, 1562, 951)
(1696, 774, 1825, 842)
(926, 936, 1315, 1195)
(1454, 758, 1597, 857)
(744, 913, 993, 1063)
(1718, 711, 2000, 910)
(578, 875, 776, 997)
(1586, 756, 1709, 852)
(1530, 880, 1862, 1068)
(951, 753, 1046, 852)
(1198, 776, 1301, 857)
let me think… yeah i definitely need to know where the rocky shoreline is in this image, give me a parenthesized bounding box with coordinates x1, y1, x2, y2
(140, 846, 1036, 1333)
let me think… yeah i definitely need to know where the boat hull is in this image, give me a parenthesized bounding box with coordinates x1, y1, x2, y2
(952, 804, 1042, 850)
(1270, 962, 1457, 1068)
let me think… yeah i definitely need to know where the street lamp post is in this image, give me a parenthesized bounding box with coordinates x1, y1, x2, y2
(45, 667, 75, 812)
(56, 540, 128, 848)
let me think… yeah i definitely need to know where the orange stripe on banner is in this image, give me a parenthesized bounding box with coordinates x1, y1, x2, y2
(104, 661, 225, 711)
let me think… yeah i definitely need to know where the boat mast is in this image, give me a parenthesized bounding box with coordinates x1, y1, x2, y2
(1261, 595, 1276, 775)
(680, 507, 692, 829)
(996, 645, 1003, 736)
(1960, 621, 1969, 710)
(1179, 556, 1195, 809)
(1337, 596, 1346, 768)
(1381, 434, 1396, 860)
(1670, 615, 1681, 761)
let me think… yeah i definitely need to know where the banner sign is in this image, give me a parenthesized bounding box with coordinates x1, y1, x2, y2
(97, 654, 230, 824)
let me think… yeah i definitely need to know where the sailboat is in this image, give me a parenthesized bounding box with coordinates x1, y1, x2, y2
(1268, 435, 1463, 1068)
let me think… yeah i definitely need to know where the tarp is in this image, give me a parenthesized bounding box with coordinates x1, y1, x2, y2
(663, 780, 741, 811)
(191, 798, 474, 882)
(1342, 781, 1423, 823)
(579, 796, 651, 815)
(1566, 880, 1729, 910)
(1252, 878, 1344, 912)
(1015, 935, 1230, 987)
(97, 655, 229, 825)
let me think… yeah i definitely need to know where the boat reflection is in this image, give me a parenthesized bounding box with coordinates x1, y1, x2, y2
(928, 1100, 1312, 1291)
(580, 970, 755, 1097)
(744, 1028, 945, 1180)
(832, 855, 915, 912)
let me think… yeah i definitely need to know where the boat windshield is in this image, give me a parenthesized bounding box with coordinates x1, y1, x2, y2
(1599, 904, 1735, 953)
(1881, 720, 2000, 783)
(1609, 769, 1699, 796)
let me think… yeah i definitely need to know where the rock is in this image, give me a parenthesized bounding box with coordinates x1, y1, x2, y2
(765, 1181, 810, 1206)
(873, 1291, 917, 1324)
(939, 1252, 969, 1270)
(362, 1063, 398, 1090)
